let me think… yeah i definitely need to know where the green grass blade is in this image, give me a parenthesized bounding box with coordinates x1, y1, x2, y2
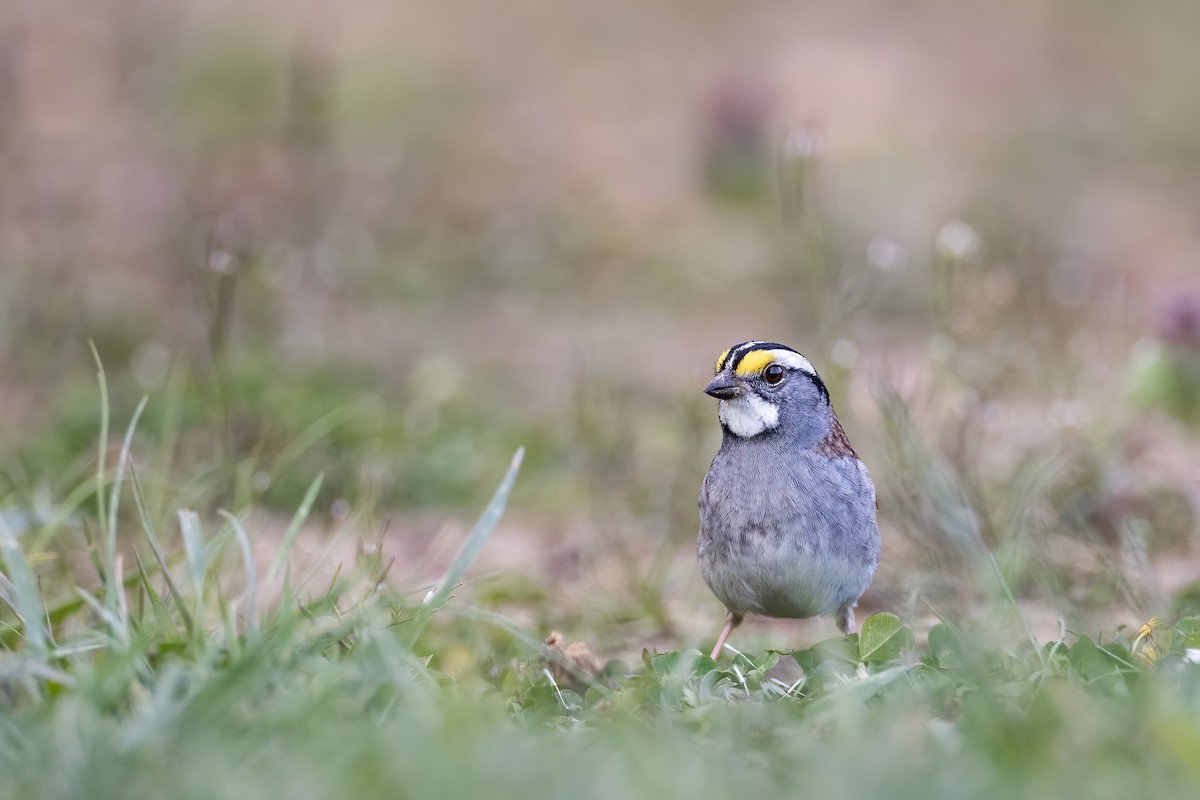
(89, 341, 110, 569)
(178, 510, 207, 600)
(0, 571, 16, 611)
(220, 510, 258, 636)
(113, 554, 130, 645)
(267, 472, 324, 585)
(132, 549, 178, 639)
(290, 523, 353, 602)
(989, 552, 1043, 666)
(128, 463, 194, 635)
(403, 447, 524, 647)
(74, 587, 124, 643)
(150, 364, 187, 522)
(0, 517, 47, 658)
(105, 395, 147, 627)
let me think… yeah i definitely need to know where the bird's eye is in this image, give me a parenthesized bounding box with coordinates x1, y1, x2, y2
(763, 364, 785, 385)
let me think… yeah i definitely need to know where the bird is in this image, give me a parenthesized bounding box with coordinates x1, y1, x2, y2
(697, 341, 880, 660)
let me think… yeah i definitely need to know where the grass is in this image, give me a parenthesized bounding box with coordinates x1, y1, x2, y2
(1, 376, 1199, 800)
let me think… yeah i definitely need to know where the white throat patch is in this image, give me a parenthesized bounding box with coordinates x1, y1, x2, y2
(719, 394, 780, 438)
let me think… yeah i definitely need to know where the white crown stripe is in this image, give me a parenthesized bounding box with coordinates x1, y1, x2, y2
(766, 350, 815, 375)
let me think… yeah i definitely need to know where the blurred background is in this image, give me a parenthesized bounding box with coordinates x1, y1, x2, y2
(2, 0, 1199, 656)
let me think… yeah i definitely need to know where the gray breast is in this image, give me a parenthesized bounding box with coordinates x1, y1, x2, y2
(697, 445, 880, 620)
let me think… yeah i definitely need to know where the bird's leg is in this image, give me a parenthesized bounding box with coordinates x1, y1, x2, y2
(836, 603, 857, 636)
(709, 611, 742, 660)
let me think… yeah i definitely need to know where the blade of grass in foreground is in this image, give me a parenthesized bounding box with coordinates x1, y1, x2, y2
(105, 396, 147, 637)
(89, 341, 110, 586)
(267, 473, 324, 586)
(989, 552, 1044, 667)
(220, 510, 258, 636)
(0, 516, 48, 659)
(402, 447, 524, 648)
(178, 510, 207, 596)
(128, 462, 194, 635)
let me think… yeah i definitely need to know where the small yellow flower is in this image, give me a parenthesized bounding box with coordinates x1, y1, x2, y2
(1133, 617, 1169, 668)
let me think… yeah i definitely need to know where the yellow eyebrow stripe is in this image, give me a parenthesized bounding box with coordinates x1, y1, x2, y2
(734, 350, 774, 376)
(714, 348, 732, 373)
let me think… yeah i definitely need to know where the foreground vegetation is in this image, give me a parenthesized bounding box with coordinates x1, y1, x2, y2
(2, 391, 1199, 800)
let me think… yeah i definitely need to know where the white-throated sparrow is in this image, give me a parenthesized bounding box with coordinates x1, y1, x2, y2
(698, 341, 880, 658)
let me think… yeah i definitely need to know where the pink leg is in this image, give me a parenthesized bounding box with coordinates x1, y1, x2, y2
(709, 612, 742, 660)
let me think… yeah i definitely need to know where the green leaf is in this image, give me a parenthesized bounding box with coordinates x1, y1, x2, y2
(907, 664, 956, 701)
(648, 650, 682, 679)
(1098, 642, 1138, 672)
(689, 653, 718, 678)
(583, 684, 611, 707)
(1175, 617, 1200, 651)
(556, 689, 585, 713)
(750, 650, 781, 673)
(858, 612, 914, 665)
(1066, 636, 1119, 682)
(928, 624, 967, 672)
(793, 635, 860, 674)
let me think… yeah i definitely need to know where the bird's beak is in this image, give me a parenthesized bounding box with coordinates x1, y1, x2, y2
(703, 374, 744, 400)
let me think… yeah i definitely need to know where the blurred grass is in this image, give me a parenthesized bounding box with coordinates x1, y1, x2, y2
(5, 353, 562, 513)
(1, 398, 1200, 798)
